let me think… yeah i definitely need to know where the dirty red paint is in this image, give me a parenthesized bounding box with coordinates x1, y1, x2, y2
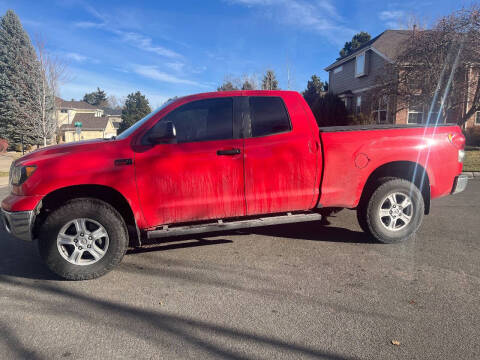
(2, 90, 465, 230)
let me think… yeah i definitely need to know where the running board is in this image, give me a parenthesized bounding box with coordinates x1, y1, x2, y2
(147, 212, 322, 239)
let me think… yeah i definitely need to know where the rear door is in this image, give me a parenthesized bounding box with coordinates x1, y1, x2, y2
(243, 94, 318, 215)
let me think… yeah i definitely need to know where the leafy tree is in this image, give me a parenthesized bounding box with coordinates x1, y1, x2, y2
(311, 93, 349, 127)
(118, 91, 151, 134)
(0, 9, 42, 147)
(261, 70, 279, 90)
(302, 75, 326, 107)
(83, 87, 107, 106)
(217, 81, 239, 91)
(339, 31, 371, 58)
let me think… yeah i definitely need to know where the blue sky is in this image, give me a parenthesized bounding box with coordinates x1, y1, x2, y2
(1, 0, 465, 107)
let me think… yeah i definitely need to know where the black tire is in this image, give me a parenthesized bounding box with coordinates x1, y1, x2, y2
(38, 198, 128, 280)
(359, 178, 424, 244)
(356, 177, 396, 234)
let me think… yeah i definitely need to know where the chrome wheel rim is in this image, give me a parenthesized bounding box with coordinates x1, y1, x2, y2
(378, 192, 413, 232)
(56, 218, 109, 266)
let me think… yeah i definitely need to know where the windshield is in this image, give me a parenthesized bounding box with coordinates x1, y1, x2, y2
(116, 99, 176, 140)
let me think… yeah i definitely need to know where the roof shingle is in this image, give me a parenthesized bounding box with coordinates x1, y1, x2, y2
(60, 113, 110, 131)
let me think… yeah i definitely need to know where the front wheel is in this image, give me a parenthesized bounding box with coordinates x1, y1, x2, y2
(359, 178, 425, 243)
(38, 198, 128, 280)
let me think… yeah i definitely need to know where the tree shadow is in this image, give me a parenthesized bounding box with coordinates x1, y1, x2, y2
(0, 276, 359, 360)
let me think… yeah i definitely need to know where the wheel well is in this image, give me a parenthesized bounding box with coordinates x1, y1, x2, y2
(35, 185, 141, 246)
(361, 161, 431, 214)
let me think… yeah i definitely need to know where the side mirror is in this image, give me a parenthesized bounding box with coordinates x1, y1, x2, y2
(148, 121, 176, 144)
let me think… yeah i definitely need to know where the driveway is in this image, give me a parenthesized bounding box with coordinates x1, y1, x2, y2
(0, 181, 479, 360)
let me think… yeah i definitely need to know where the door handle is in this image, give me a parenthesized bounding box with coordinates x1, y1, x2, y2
(217, 148, 241, 156)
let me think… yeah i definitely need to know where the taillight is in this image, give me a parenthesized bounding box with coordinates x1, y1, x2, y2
(448, 133, 465, 150)
(448, 133, 466, 163)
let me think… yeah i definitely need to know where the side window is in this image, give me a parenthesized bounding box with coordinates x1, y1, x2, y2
(249, 97, 291, 137)
(154, 98, 233, 143)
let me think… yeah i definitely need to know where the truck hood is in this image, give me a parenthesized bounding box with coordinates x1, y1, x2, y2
(16, 139, 114, 165)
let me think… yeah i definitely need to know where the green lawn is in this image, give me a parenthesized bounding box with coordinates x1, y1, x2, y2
(464, 149, 480, 172)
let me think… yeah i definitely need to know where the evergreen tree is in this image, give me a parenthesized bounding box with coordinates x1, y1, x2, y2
(0, 9, 42, 147)
(217, 81, 239, 91)
(118, 91, 151, 134)
(83, 87, 107, 106)
(339, 32, 371, 58)
(242, 80, 254, 90)
(302, 75, 326, 107)
(261, 70, 279, 90)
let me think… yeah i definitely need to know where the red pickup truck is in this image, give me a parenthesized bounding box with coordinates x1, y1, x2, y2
(1, 90, 467, 280)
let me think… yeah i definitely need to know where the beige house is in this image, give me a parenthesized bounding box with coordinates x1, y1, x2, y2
(55, 98, 118, 142)
(60, 114, 117, 142)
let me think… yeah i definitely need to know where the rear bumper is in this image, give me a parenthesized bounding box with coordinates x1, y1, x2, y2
(451, 175, 468, 195)
(1, 209, 35, 241)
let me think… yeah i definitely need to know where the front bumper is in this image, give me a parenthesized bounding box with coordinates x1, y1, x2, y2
(1, 209, 35, 241)
(451, 175, 468, 195)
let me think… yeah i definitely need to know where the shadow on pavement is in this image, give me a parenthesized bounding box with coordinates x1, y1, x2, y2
(0, 218, 374, 281)
(0, 275, 357, 360)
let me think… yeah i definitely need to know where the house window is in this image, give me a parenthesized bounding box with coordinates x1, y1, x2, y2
(60, 109, 68, 113)
(408, 103, 424, 124)
(356, 96, 362, 113)
(355, 53, 366, 77)
(427, 101, 445, 124)
(476, 111, 480, 125)
(334, 66, 343, 74)
(373, 96, 388, 123)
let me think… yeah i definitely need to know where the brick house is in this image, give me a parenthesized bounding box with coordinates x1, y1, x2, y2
(325, 30, 480, 129)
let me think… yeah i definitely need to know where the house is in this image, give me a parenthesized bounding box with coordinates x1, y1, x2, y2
(59, 113, 117, 142)
(55, 97, 104, 126)
(55, 98, 118, 142)
(101, 108, 122, 132)
(325, 30, 480, 129)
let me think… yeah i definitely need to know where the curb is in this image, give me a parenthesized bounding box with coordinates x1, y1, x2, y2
(462, 172, 480, 179)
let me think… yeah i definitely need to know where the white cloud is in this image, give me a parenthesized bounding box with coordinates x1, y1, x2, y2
(74, 4, 182, 60)
(133, 65, 207, 87)
(64, 52, 88, 62)
(227, 0, 353, 45)
(116, 31, 182, 59)
(379, 10, 406, 28)
(73, 21, 104, 29)
(379, 10, 405, 20)
(165, 62, 185, 72)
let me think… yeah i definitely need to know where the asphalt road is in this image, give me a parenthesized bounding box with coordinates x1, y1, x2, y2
(0, 181, 479, 360)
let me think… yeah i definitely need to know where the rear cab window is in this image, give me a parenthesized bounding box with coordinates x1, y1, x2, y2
(248, 97, 292, 137)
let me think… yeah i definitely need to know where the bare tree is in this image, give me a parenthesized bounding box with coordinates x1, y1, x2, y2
(375, 5, 480, 126)
(107, 95, 122, 109)
(34, 37, 68, 146)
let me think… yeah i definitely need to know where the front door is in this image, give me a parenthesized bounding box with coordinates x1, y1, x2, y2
(134, 97, 245, 227)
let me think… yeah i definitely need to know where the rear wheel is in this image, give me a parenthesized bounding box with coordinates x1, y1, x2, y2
(358, 178, 424, 243)
(38, 198, 128, 280)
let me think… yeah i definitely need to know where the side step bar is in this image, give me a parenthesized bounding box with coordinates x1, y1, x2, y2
(147, 212, 322, 239)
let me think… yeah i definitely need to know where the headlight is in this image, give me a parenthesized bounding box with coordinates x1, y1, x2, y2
(10, 165, 37, 186)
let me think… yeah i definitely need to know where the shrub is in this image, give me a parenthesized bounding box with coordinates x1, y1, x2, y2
(465, 127, 480, 146)
(0, 139, 7, 153)
(311, 93, 349, 127)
